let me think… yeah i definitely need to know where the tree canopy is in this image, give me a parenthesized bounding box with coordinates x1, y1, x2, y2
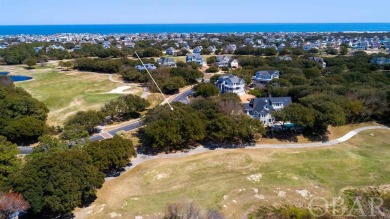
(11, 149, 104, 217)
(0, 83, 48, 143)
(85, 136, 136, 173)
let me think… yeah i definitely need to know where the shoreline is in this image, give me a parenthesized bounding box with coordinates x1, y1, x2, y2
(1, 23, 390, 35)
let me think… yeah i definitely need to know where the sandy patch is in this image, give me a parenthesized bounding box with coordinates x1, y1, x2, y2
(277, 191, 286, 198)
(109, 212, 122, 218)
(247, 173, 262, 182)
(255, 194, 265, 200)
(107, 86, 134, 94)
(240, 94, 256, 103)
(295, 189, 311, 198)
(155, 172, 169, 180)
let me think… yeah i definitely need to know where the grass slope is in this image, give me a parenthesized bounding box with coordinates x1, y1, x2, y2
(75, 129, 390, 219)
(1, 63, 142, 125)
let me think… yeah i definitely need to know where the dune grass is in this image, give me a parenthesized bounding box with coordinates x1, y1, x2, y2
(75, 129, 390, 218)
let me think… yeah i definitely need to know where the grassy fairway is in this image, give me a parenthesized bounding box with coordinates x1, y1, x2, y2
(0, 64, 142, 125)
(74, 129, 390, 219)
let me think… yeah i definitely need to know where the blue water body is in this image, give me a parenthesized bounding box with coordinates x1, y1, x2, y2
(0, 72, 32, 82)
(0, 23, 390, 35)
(9, 75, 32, 82)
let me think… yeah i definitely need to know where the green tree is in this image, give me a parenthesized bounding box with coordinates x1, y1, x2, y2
(60, 124, 90, 144)
(0, 85, 48, 143)
(340, 46, 349, 55)
(31, 135, 67, 155)
(62, 61, 73, 70)
(162, 76, 186, 94)
(64, 110, 104, 134)
(205, 66, 219, 73)
(0, 136, 19, 189)
(24, 58, 37, 69)
(11, 149, 104, 217)
(3, 117, 46, 142)
(272, 103, 316, 127)
(85, 136, 136, 173)
(102, 94, 150, 121)
(193, 83, 220, 98)
(143, 104, 206, 152)
(206, 56, 217, 65)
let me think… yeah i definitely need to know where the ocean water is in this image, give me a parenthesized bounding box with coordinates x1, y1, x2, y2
(0, 23, 390, 35)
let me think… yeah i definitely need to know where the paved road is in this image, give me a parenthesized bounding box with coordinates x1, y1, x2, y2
(107, 120, 144, 136)
(91, 89, 194, 140)
(170, 88, 194, 104)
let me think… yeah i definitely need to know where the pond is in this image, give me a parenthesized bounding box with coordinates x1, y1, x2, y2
(0, 72, 32, 82)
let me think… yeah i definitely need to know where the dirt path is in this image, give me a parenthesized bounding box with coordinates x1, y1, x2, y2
(105, 125, 390, 181)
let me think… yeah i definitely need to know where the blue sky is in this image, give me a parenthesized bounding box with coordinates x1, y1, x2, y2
(0, 0, 390, 25)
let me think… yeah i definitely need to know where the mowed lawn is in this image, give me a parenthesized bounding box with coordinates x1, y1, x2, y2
(1, 64, 128, 125)
(75, 129, 390, 219)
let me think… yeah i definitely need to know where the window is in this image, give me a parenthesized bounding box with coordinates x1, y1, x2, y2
(273, 103, 282, 107)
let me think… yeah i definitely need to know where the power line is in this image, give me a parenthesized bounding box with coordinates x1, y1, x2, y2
(134, 52, 174, 111)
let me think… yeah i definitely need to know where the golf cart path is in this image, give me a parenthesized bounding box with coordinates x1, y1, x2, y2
(107, 125, 390, 180)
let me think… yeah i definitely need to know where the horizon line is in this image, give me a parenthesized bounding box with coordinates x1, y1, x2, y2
(1, 22, 390, 26)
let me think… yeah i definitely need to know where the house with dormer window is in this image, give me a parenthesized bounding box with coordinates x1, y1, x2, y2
(244, 97, 292, 125)
(215, 74, 245, 95)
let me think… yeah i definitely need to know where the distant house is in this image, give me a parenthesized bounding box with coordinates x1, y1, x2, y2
(157, 57, 177, 67)
(225, 44, 237, 53)
(216, 55, 231, 67)
(371, 57, 390, 65)
(253, 70, 280, 83)
(309, 57, 327, 68)
(277, 56, 292, 61)
(384, 42, 390, 49)
(135, 63, 157, 71)
(186, 54, 204, 65)
(33, 46, 44, 53)
(193, 46, 203, 54)
(244, 97, 292, 126)
(207, 46, 217, 54)
(73, 45, 81, 50)
(303, 43, 318, 51)
(353, 42, 369, 50)
(124, 42, 136, 48)
(46, 44, 65, 52)
(371, 42, 381, 49)
(215, 74, 245, 95)
(166, 47, 177, 56)
(231, 59, 239, 68)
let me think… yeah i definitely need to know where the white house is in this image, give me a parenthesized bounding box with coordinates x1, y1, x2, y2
(253, 70, 280, 83)
(309, 57, 327, 68)
(244, 97, 292, 126)
(207, 46, 217, 54)
(193, 46, 203, 54)
(230, 59, 239, 68)
(215, 74, 246, 95)
(135, 63, 157, 71)
(166, 47, 177, 55)
(157, 57, 177, 67)
(186, 54, 204, 65)
(216, 56, 231, 67)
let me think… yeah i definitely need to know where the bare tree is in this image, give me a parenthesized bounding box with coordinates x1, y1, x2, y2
(0, 193, 30, 218)
(164, 202, 200, 219)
